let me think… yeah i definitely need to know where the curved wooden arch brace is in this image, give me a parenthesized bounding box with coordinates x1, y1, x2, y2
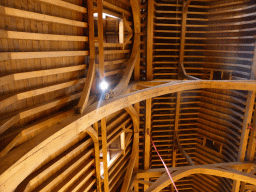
(84, 126, 101, 192)
(121, 105, 140, 192)
(144, 166, 256, 192)
(1, 80, 256, 191)
(130, 0, 141, 34)
(106, 33, 140, 99)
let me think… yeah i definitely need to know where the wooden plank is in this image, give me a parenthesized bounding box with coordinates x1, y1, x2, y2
(0, 5, 87, 28)
(0, 51, 89, 61)
(0, 30, 88, 41)
(0, 93, 81, 135)
(0, 110, 74, 158)
(1, 78, 85, 109)
(34, 0, 87, 13)
(0, 65, 86, 86)
(147, 0, 154, 80)
(24, 140, 93, 192)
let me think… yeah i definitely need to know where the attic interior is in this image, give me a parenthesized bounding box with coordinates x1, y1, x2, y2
(0, 0, 256, 191)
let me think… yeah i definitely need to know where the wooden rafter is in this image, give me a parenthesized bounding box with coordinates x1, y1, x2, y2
(147, 0, 154, 80)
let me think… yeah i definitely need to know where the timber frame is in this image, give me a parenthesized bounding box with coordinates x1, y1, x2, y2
(0, 0, 256, 192)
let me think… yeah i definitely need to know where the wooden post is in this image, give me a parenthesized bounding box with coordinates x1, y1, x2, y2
(101, 118, 110, 192)
(172, 92, 181, 167)
(147, 0, 154, 80)
(97, 0, 104, 80)
(179, 0, 191, 80)
(144, 98, 152, 190)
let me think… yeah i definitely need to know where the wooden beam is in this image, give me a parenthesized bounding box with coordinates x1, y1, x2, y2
(76, 59, 95, 114)
(0, 5, 87, 28)
(34, 0, 87, 13)
(0, 30, 88, 41)
(174, 131, 195, 165)
(147, 0, 154, 80)
(101, 118, 110, 192)
(119, 18, 124, 44)
(97, 0, 105, 80)
(121, 132, 139, 192)
(0, 51, 89, 61)
(183, 0, 192, 13)
(2, 81, 256, 191)
(86, 126, 102, 192)
(1, 78, 86, 109)
(130, 0, 141, 34)
(144, 166, 256, 192)
(110, 34, 140, 97)
(103, 1, 131, 16)
(123, 16, 133, 34)
(0, 93, 81, 135)
(179, 1, 189, 80)
(136, 162, 255, 178)
(0, 110, 73, 158)
(237, 43, 256, 192)
(144, 99, 152, 190)
(172, 92, 181, 168)
(232, 91, 255, 191)
(0, 65, 87, 86)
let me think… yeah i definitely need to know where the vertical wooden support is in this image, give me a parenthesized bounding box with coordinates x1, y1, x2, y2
(75, 0, 95, 114)
(89, 125, 102, 192)
(179, 0, 191, 80)
(236, 43, 256, 192)
(232, 91, 255, 192)
(134, 103, 140, 191)
(147, 0, 154, 80)
(120, 132, 126, 153)
(119, 18, 124, 44)
(88, 0, 95, 58)
(121, 132, 139, 192)
(240, 114, 256, 192)
(144, 98, 152, 190)
(172, 92, 181, 168)
(131, 0, 141, 81)
(101, 118, 110, 192)
(97, 0, 104, 80)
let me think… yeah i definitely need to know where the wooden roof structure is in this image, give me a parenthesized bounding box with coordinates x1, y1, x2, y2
(0, 0, 256, 191)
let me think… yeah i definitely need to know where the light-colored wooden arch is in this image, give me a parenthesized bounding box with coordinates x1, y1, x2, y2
(84, 126, 101, 192)
(1, 80, 256, 191)
(144, 166, 256, 192)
